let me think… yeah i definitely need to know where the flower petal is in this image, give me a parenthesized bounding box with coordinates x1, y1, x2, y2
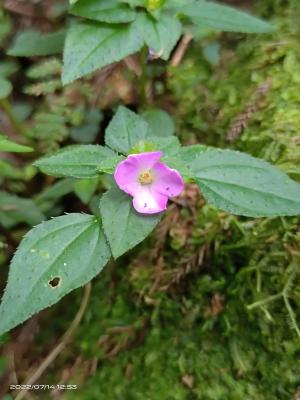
(114, 158, 140, 195)
(152, 162, 184, 197)
(132, 186, 168, 214)
(129, 151, 163, 170)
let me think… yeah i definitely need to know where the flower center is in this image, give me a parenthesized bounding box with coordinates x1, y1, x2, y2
(138, 170, 153, 185)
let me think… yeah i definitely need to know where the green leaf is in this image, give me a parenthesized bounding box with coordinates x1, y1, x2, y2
(190, 149, 300, 217)
(0, 160, 23, 179)
(34, 178, 75, 215)
(179, 144, 212, 168)
(31, 112, 68, 145)
(0, 15, 12, 47)
(35, 178, 75, 206)
(148, 136, 180, 156)
(26, 59, 62, 80)
(181, 1, 275, 33)
(0, 61, 19, 78)
(164, 144, 211, 181)
(73, 178, 98, 204)
(105, 106, 149, 154)
(7, 29, 65, 57)
(0, 78, 12, 99)
(97, 155, 125, 174)
(34, 145, 115, 178)
(167, 159, 192, 179)
(0, 214, 111, 335)
(121, 0, 146, 7)
(202, 42, 221, 66)
(0, 191, 45, 228)
(100, 187, 161, 258)
(12, 102, 33, 122)
(161, 157, 192, 180)
(70, 0, 137, 23)
(129, 136, 181, 157)
(24, 79, 61, 96)
(142, 108, 175, 136)
(0, 135, 33, 152)
(62, 21, 143, 85)
(165, 0, 195, 8)
(137, 12, 182, 60)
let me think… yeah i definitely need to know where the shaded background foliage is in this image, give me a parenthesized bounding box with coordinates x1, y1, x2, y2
(0, 0, 299, 399)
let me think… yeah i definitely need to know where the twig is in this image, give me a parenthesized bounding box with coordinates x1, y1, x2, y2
(14, 283, 92, 400)
(123, 55, 141, 77)
(170, 34, 193, 68)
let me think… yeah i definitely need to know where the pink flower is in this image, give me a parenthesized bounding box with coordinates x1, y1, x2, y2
(114, 151, 184, 214)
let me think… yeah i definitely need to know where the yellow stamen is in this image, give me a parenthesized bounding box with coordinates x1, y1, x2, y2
(138, 170, 153, 185)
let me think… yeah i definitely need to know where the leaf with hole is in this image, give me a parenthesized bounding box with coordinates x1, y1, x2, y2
(34, 145, 115, 178)
(190, 149, 300, 217)
(0, 213, 111, 335)
(100, 187, 161, 258)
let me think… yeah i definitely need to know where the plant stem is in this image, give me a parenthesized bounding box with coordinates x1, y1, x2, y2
(283, 294, 300, 339)
(139, 46, 148, 106)
(246, 293, 282, 310)
(0, 98, 28, 136)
